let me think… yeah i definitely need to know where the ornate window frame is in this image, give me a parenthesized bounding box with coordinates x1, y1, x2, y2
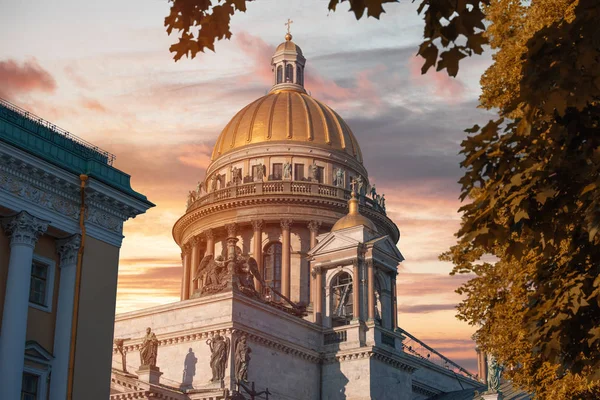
(29, 254, 56, 313)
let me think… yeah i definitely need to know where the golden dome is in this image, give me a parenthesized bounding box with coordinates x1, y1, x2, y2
(211, 90, 363, 162)
(275, 39, 303, 56)
(332, 193, 377, 232)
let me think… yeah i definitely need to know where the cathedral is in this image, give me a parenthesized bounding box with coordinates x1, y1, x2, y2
(109, 32, 485, 400)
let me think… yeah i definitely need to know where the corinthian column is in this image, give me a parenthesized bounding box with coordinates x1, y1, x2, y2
(251, 220, 264, 293)
(280, 219, 292, 298)
(313, 266, 323, 325)
(181, 243, 191, 300)
(188, 237, 199, 294)
(352, 260, 360, 322)
(0, 211, 49, 400)
(49, 234, 81, 400)
(307, 221, 320, 304)
(205, 229, 215, 256)
(367, 260, 375, 321)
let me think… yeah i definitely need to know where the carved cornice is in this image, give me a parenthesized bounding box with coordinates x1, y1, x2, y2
(56, 234, 81, 267)
(280, 219, 293, 230)
(322, 348, 418, 373)
(412, 381, 441, 397)
(251, 219, 263, 231)
(307, 220, 321, 233)
(1, 211, 49, 248)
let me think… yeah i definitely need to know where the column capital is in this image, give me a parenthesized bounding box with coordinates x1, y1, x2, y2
(280, 219, 293, 230)
(225, 223, 238, 238)
(307, 220, 321, 233)
(204, 229, 214, 241)
(1, 211, 49, 248)
(251, 219, 264, 231)
(188, 236, 199, 247)
(182, 242, 192, 254)
(56, 234, 81, 268)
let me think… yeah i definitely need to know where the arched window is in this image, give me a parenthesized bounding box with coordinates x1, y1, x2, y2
(285, 64, 293, 83)
(331, 272, 353, 327)
(276, 66, 283, 84)
(263, 242, 282, 298)
(297, 66, 303, 85)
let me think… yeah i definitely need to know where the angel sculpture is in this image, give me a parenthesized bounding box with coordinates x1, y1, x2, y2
(235, 255, 264, 298)
(195, 254, 227, 295)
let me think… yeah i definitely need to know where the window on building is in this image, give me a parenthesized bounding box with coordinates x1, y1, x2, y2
(263, 242, 282, 298)
(285, 64, 293, 82)
(277, 66, 283, 84)
(29, 261, 48, 307)
(21, 372, 39, 400)
(294, 164, 304, 181)
(272, 163, 283, 180)
(331, 272, 353, 327)
(297, 66, 303, 85)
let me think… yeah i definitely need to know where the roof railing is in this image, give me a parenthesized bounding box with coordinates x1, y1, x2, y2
(0, 97, 116, 165)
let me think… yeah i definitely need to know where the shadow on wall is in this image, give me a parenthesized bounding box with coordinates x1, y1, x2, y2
(181, 348, 197, 389)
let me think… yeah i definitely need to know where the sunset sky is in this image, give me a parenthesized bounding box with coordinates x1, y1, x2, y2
(1, 0, 497, 372)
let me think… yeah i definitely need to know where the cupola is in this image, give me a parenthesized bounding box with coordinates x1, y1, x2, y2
(270, 19, 306, 93)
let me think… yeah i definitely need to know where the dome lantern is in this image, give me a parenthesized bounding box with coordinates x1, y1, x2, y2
(271, 19, 306, 93)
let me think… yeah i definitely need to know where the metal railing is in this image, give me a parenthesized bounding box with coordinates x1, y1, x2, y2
(397, 327, 478, 381)
(0, 97, 116, 165)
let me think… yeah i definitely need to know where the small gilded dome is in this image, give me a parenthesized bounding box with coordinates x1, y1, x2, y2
(275, 39, 303, 57)
(332, 193, 377, 232)
(211, 91, 363, 162)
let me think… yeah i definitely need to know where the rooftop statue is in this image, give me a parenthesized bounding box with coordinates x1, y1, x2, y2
(139, 327, 158, 367)
(207, 333, 230, 383)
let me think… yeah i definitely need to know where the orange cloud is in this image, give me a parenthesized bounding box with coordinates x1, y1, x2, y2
(409, 56, 466, 104)
(81, 97, 107, 113)
(0, 58, 57, 100)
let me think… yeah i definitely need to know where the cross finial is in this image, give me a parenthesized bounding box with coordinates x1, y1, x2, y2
(350, 178, 357, 193)
(285, 19, 293, 34)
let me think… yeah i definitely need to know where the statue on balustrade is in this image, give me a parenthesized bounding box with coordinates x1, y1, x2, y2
(355, 175, 365, 196)
(207, 334, 230, 383)
(333, 168, 344, 187)
(283, 161, 292, 179)
(309, 161, 319, 182)
(196, 180, 204, 195)
(231, 166, 242, 185)
(139, 327, 159, 367)
(255, 163, 266, 181)
(210, 174, 218, 192)
(370, 183, 377, 200)
(234, 334, 252, 383)
(380, 194, 386, 212)
(186, 191, 197, 208)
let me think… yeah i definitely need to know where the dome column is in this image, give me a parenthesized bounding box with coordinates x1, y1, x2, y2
(251, 220, 264, 293)
(181, 244, 191, 300)
(307, 221, 320, 305)
(367, 260, 375, 321)
(280, 219, 292, 298)
(205, 229, 215, 256)
(189, 237, 200, 294)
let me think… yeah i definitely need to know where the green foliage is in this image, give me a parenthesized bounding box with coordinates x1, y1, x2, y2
(444, 0, 600, 396)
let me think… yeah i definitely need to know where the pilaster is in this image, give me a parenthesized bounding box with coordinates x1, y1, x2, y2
(280, 219, 292, 298)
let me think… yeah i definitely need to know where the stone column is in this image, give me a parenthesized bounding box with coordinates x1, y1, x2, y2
(0, 211, 49, 400)
(307, 221, 320, 305)
(391, 272, 398, 329)
(181, 244, 191, 300)
(314, 267, 323, 325)
(367, 260, 375, 321)
(205, 229, 215, 256)
(188, 237, 199, 293)
(352, 260, 360, 322)
(280, 219, 292, 298)
(225, 223, 238, 260)
(49, 234, 81, 400)
(251, 220, 264, 293)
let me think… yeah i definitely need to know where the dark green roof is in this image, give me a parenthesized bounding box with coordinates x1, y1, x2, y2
(0, 98, 153, 206)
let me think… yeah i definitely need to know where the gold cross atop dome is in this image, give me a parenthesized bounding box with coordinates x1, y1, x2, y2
(285, 18, 293, 41)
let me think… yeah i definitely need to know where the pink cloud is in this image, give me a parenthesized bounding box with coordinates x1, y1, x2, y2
(409, 56, 466, 104)
(0, 58, 57, 100)
(81, 97, 107, 113)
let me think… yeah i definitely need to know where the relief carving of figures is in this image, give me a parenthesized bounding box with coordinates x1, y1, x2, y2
(333, 168, 344, 187)
(195, 254, 229, 295)
(283, 161, 292, 180)
(207, 334, 230, 382)
(486, 354, 503, 393)
(139, 327, 158, 367)
(309, 161, 319, 182)
(234, 334, 252, 383)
